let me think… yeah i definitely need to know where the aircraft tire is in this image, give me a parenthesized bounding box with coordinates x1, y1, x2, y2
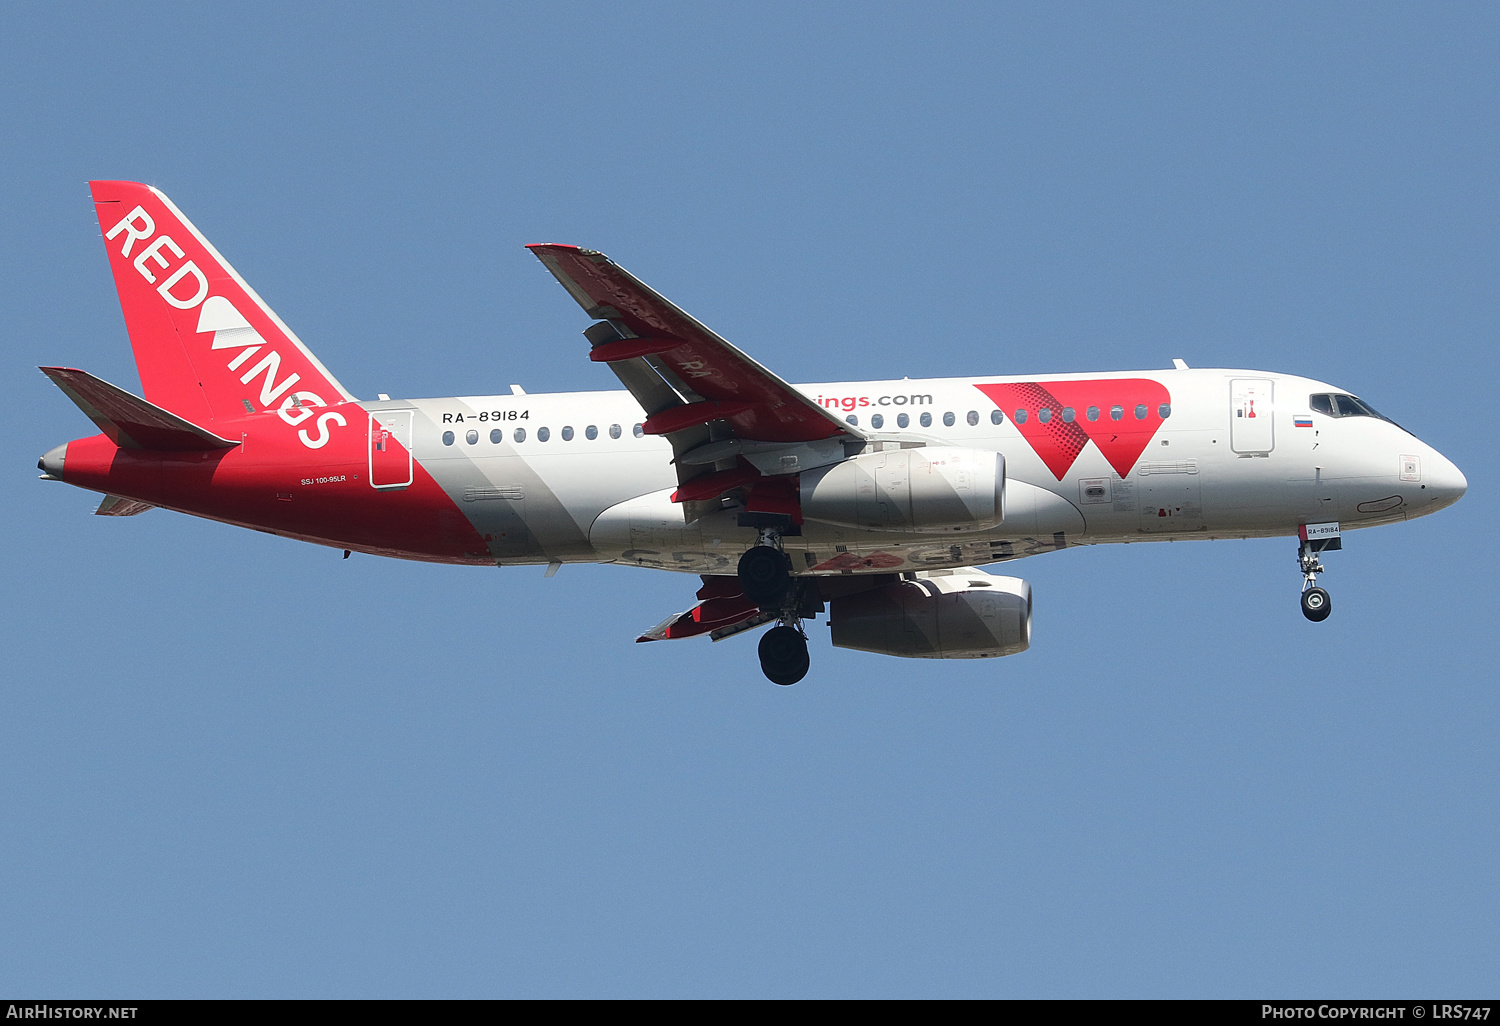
(759, 625, 810, 686)
(1301, 586, 1332, 622)
(739, 546, 791, 606)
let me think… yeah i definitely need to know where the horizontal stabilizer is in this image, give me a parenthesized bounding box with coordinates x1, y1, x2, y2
(40, 367, 239, 451)
(96, 495, 155, 516)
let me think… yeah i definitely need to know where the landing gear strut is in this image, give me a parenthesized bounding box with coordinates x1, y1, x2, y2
(1298, 540, 1332, 623)
(739, 527, 813, 685)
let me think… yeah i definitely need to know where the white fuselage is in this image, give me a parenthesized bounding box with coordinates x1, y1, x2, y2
(388, 367, 1466, 575)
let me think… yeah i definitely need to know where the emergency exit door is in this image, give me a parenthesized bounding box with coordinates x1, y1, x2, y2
(369, 410, 414, 490)
(1231, 379, 1274, 454)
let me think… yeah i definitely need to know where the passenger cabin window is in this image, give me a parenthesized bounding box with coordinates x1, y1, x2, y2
(1038, 407, 1052, 423)
(514, 428, 526, 442)
(1061, 407, 1075, 423)
(1014, 409, 1027, 424)
(490, 429, 502, 443)
(561, 426, 574, 441)
(919, 412, 932, 427)
(1110, 405, 1124, 421)
(897, 413, 909, 428)
(871, 413, 884, 428)
(633, 423, 644, 437)
(586, 425, 598, 440)
(846, 415, 858, 426)
(968, 410, 980, 426)
(538, 427, 550, 442)
(1135, 404, 1147, 420)
(990, 410, 1003, 425)
(609, 424, 621, 439)
(442, 430, 455, 446)
(1159, 403, 1171, 419)
(466, 429, 479, 445)
(1086, 406, 1099, 421)
(943, 412, 955, 427)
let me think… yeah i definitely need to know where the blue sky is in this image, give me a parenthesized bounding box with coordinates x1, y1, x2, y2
(2, 1, 1495, 997)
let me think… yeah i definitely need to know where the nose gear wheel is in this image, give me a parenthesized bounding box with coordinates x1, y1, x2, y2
(1297, 537, 1332, 622)
(1301, 586, 1331, 622)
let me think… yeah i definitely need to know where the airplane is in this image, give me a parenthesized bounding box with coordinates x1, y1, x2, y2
(38, 181, 1467, 685)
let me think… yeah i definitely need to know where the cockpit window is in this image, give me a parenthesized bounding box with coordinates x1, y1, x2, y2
(1314, 396, 1392, 423)
(1309, 393, 1399, 427)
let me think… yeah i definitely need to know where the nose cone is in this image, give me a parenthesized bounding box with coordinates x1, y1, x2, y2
(1425, 450, 1467, 511)
(38, 442, 67, 480)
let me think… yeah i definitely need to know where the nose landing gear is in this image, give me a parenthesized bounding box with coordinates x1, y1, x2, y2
(1298, 534, 1333, 622)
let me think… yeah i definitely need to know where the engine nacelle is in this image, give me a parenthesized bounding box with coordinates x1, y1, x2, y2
(829, 572, 1031, 659)
(800, 446, 1005, 533)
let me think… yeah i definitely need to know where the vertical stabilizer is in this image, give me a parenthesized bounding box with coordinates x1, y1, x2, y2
(89, 181, 354, 425)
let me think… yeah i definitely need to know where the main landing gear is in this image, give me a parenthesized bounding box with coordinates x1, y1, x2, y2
(758, 625, 811, 686)
(739, 527, 812, 686)
(1298, 539, 1332, 623)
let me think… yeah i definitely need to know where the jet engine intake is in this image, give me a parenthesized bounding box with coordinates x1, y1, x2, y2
(829, 571, 1031, 659)
(800, 447, 1004, 533)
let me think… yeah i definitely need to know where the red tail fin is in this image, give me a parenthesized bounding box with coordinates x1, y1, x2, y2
(89, 181, 354, 425)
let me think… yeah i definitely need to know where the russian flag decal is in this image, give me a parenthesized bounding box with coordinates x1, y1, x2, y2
(1294, 416, 1314, 428)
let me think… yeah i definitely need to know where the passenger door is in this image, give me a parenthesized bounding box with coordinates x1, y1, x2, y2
(1230, 378, 1274, 454)
(369, 410, 414, 491)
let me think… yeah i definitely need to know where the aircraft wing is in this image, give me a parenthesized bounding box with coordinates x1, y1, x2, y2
(636, 575, 775, 643)
(528, 245, 861, 445)
(529, 246, 866, 523)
